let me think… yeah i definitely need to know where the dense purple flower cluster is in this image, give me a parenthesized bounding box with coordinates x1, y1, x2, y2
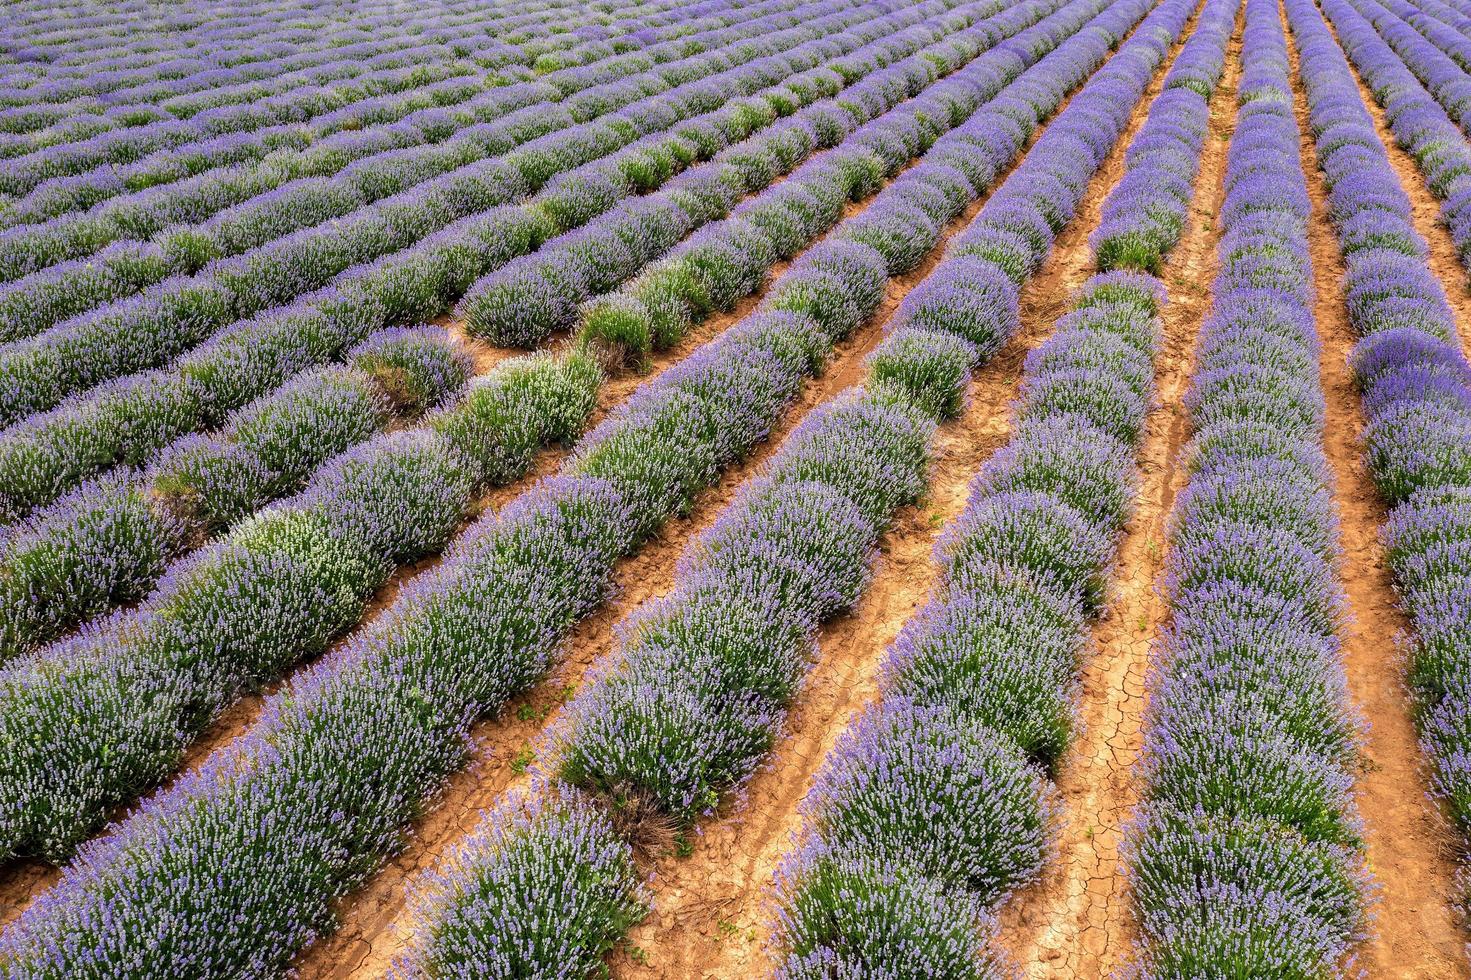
(348, 326, 475, 417)
(780, 841, 1012, 976)
(1129, 3, 1368, 974)
(1289, 0, 1471, 924)
(391, 787, 648, 980)
(1091, 0, 1235, 272)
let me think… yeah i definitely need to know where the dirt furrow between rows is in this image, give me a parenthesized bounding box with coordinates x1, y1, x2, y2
(994, 8, 1238, 979)
(1287, 7, 1469, 975)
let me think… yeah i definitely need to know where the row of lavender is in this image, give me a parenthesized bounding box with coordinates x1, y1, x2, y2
(0, 0, 579, 84)
(0, 0, 786, 234)
(1289, 0, 1471, 936)
(1092, 0, 1233, 270)
(0, 0, 947, 529)
(0, 0, 739, 200)
(2, 0, 761, 86)
(767, 0, 1233, 967)
(0, 0, 599, 145)
(0, 0, 1056, 860)
(550, 0, 1184, 835)
(392, 0, 1216, 970)
(452, 0, 1041, 351)
(0, 0, 1095, 679)
(0, 0, 1156, 971)
(0, 0, 1009, 660)
(0, 0, 844, 270)
(0, 0, 884, 404)
(1128, 0, 1367, 973)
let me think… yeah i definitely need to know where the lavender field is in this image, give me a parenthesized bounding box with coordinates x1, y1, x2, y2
(3, 0, 1471, 975)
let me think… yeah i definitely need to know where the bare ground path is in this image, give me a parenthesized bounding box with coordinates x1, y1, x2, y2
(996, 7, 1239, 978)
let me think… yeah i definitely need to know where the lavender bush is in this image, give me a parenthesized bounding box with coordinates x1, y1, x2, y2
(392, 789, 648, 980)
(1091, 0, 1236, 272)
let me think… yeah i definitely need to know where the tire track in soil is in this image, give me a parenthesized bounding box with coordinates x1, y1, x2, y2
(1309, 0, 1471, 362)
(602, 6, 1218, 975)
(1287, 6, 1470, 974)
(995, 6, 1237, 978)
